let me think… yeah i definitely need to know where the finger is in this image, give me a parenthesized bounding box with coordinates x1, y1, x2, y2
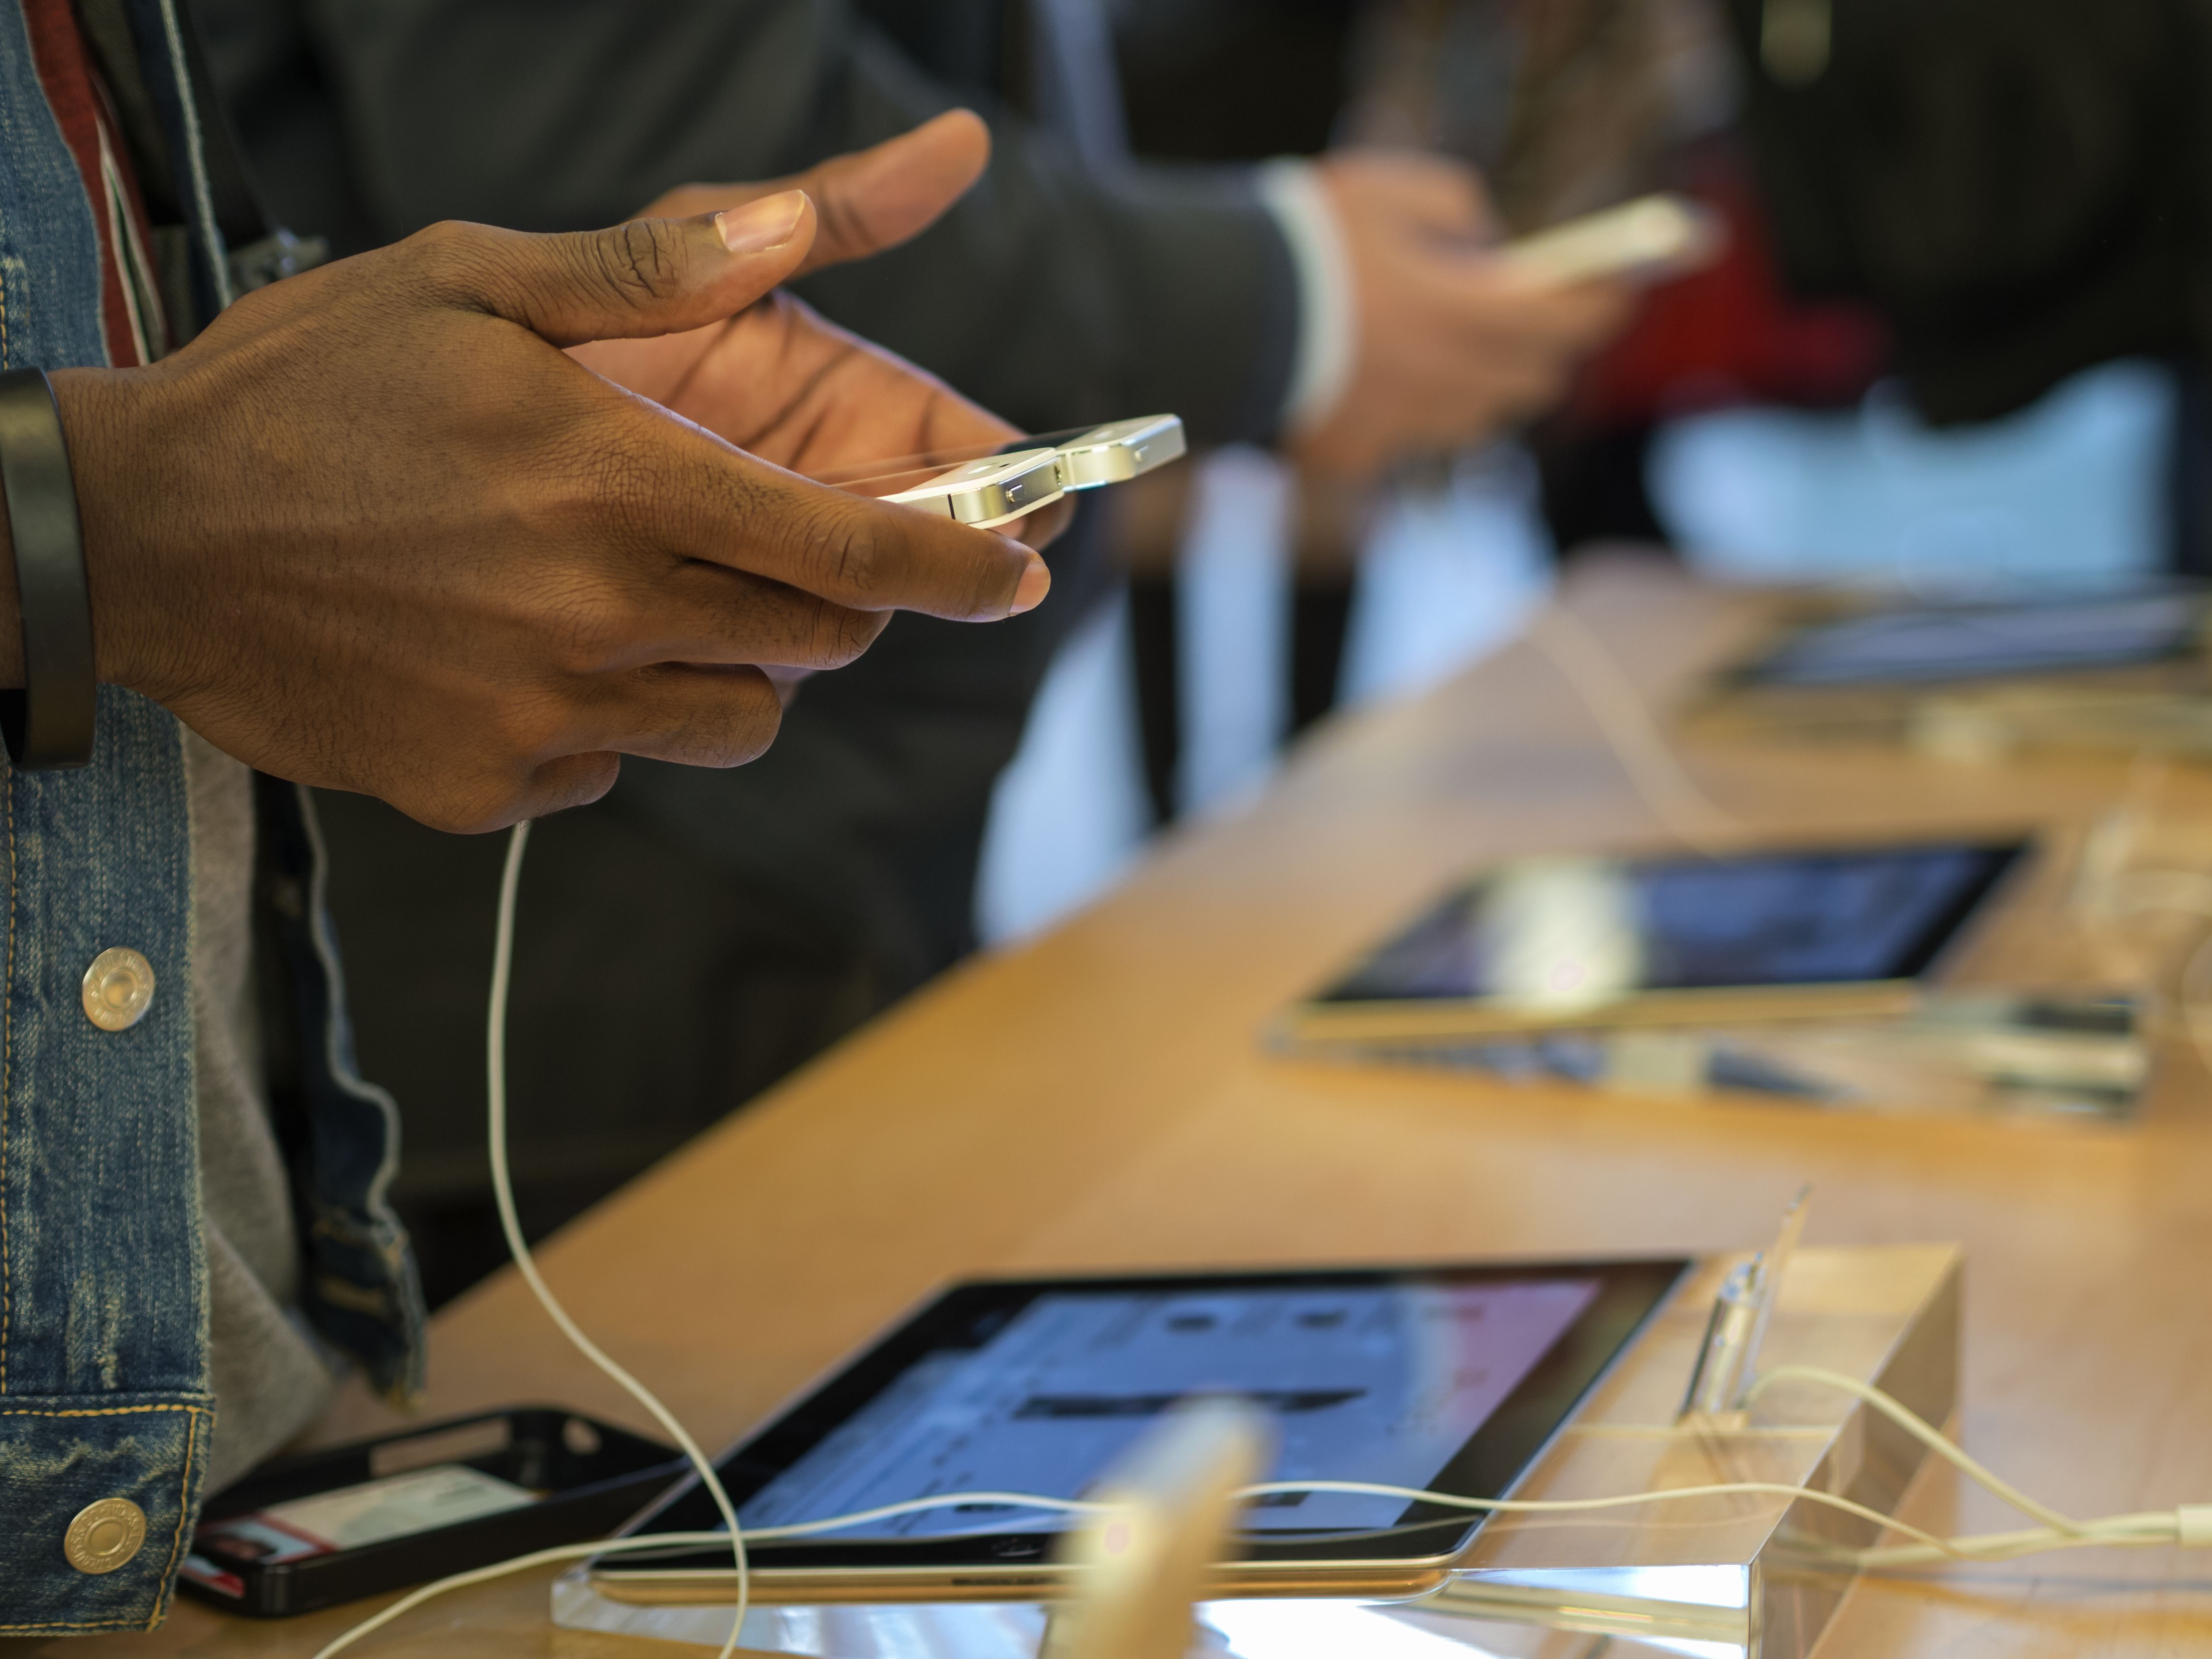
(630, 561, 891, 670)
(425, 192, 820, 346)
(581, 661, 788, 769)
(515, 752, 626, 820)
(643, 109, 991, 277)
(1005, 494, 1073, 555)
(1326, 150, 1494, 238)
(643, 304, 1071, 550)
(566, 319, 725, 405)
(639, 291, 1022, 468)
(638, 434, 1052, 622)
(1406, 266, 1634, 363)
(401, 750, 622, 836)
(1393, 341, 1574, 430)
(1474, 272, 1639, 345)
(787, 109, 992, 273)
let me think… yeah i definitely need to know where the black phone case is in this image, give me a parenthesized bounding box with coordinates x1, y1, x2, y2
(179, 1406, 682, 1617)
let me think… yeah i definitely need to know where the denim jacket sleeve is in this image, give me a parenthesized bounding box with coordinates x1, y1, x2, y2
(0, 0, 422, 1632)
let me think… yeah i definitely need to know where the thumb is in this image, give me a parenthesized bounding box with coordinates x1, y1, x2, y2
(451, 190, 818, 347)
(645, 109, 991, 276)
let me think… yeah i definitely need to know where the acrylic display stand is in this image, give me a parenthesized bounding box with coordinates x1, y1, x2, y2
(552, 1244, 1961, 1659)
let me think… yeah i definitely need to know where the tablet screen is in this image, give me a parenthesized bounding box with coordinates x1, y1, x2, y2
(746, 1278, 1596, 1538)
(1740, 592, 2200, 687)
(615, 1261, 1684, 1570)
(1317, 841, 2023, 1012)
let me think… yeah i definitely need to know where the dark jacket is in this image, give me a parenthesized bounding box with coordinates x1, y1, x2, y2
(200, 0, 1300, 442)
(191, 0, 1305, 1254)
(1726, 0, 2212, 425)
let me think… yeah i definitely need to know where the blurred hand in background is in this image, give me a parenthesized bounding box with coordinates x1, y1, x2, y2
(1291, 150, 1636, 479)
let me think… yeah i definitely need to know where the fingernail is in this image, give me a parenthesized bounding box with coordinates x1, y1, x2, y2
(717, 190, 808, 254)
(1010, 555, 1052, 615)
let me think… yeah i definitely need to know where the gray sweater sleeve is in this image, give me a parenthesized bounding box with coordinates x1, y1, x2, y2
(284, 0, 1299, 442)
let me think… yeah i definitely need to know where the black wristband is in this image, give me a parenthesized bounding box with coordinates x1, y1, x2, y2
(0, 369, 95, 769)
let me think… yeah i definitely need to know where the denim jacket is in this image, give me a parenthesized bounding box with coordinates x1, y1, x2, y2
(0, 0, 422, 1632)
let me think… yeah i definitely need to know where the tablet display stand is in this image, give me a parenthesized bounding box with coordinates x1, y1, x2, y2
(552, 1244, 1960, 1659)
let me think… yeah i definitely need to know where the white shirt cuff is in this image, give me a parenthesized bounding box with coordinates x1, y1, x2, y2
(1256, 158, 1356, 438)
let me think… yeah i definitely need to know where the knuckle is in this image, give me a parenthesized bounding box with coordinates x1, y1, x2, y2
(566, 429, 672, 551)
(527, 574, 634, 676)
(716, 675, 784, 765)
(414, 770, 528, 836)
(812, 601, 885, 668)
(809, 181, 874, 260)
(576, 218, 691, 309)
(396, 219, 496, 301)
(482, 685, 577, 767)
(648, 667, 783, 767)
(799, 504, 887, 604)
(407, 218, 478, 265)
(534, 754, 622, 814)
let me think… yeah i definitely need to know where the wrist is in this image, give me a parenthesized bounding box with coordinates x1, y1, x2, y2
(1255, 159, 1358, 442)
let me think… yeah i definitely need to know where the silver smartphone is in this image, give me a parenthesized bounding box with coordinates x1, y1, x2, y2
(1052, 413, 1187, 489)
(1494, 194, 1721, 289)
(880, 415, 1186, 529)
(878, 446, 1065, 530)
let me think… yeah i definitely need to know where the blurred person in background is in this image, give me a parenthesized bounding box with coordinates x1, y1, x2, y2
(1715, 0, 2212, 576)
(197, 0, 1636, 1303)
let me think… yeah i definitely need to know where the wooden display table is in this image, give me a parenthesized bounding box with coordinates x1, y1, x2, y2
(66, 556, 2212, 1657)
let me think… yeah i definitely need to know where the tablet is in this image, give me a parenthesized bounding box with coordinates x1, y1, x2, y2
(588, 1259, 1687, 1605)
(1282, 840, 2027, 1045)
(1735, 591, 2204, 689)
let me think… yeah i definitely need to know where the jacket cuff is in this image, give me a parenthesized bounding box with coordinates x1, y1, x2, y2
(1255, 158, 1356, 438)
(0, 1394, 212, 1634)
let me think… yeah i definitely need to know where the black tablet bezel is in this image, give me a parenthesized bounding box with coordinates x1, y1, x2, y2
(1311, 839, 2028, 1009)
(601, 1258, 1689, 1576)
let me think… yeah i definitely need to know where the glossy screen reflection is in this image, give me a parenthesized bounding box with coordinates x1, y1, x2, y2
(738, 1279, 1600, 1540)
(1321, 843, 2024, 1010)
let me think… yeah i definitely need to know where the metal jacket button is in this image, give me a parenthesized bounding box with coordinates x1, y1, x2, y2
(65, 1498, 146, 1573)
(81, 947, 155, 1031)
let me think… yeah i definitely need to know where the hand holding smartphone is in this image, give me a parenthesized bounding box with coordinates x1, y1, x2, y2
(1493, 194, 1723, 291)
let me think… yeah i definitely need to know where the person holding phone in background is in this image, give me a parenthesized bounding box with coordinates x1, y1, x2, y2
(189, 0, 1638, 1305)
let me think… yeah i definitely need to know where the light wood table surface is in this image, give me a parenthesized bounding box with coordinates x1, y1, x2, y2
(65, 555, 2212, 1657)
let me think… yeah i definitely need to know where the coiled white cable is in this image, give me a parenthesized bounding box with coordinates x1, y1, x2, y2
(310, 819, 2211, 1659)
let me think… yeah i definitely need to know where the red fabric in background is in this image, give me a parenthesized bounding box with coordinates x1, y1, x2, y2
(18, 0, 150, 366)
(1567, 147, 1890, 431)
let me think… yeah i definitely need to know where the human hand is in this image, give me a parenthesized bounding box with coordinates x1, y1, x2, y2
(1290, 151, 1636, 479)
(575, 110, 1070, 555)
(571, 292, 1068, 536)
(53, 195, 1049, 832)
(573, 289, 1069, 708)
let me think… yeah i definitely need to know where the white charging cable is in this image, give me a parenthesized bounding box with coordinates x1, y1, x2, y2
(311, 818, 2212, 1659)
(483, 820, 749, 1655)
(313, 1349, 2212, 1659)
